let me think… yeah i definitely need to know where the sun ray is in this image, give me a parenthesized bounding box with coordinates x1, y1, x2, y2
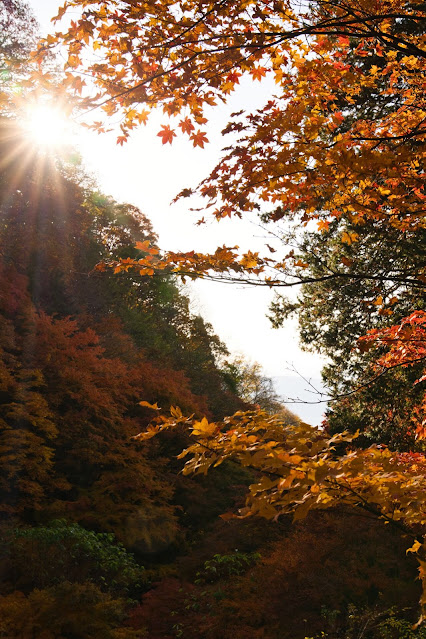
(23, 104, 72, 148)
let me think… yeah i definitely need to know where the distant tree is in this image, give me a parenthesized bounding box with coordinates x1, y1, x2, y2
(0, 0, 38, 115)
(0, 582, 140, 639)
(0, 265, 58, 516)
(222, 356, 300, 422)
(269, 217, 425, 446)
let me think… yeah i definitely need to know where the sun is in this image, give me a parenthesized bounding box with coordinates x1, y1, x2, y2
(23, 104, 72, 148)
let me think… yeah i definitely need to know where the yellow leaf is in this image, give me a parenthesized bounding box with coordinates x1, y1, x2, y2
(170, 405, 183, 418)
(132, 426, 159, 440)
(293, 498, 313, 521)
(192, 417, 216, 437)
(240, 251, 259, 269)
(67, 54, 81, 68)
(341, 231, 359, 245)
(406, 540, 422, 555)
(139, 400, 160, 410)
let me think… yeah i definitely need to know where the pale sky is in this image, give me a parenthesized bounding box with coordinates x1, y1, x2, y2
(28, 0, 328, 422)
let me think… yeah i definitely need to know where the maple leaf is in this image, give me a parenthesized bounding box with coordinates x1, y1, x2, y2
(317, 220, 330, 232)
(179, 117, 195, 134)
(67, 54, 80, 68)
(192, 417, 217, 437)
(240, 251, 259, 269)
(71, 76, 85, 94)
(137, 109, 149, 125)
(135, 240, 151, 252)
(52, 3, 68, 21)
(341, 231, 359, 245)
(226, 71, 242, 84)
(157, 125, 176, 145)
(190, 130, 209, 148)
(250, 66, 268, 81)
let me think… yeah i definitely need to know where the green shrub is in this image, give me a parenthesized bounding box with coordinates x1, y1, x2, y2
(195, 550, 261, 583)
(3, 520, 146, 597)
(376, 614, 426, 639)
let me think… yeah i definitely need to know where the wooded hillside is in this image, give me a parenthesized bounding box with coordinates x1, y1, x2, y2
(0, 0, 425, 637)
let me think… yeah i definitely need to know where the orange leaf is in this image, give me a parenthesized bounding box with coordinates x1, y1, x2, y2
(240, 251, 259, 269)
(135, 240, 151, 252)
(341, 231, 359, 245)
(179, 117, 195, 135)
(317, 220, 330, 232)
(137, 110, 149, 125)
(139, 400, 161, 410)
(157, 125, 176, 145)
(190, 130, 209, 148)
(250, 66, 268, 81)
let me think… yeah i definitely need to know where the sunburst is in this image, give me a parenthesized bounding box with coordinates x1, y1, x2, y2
(23, 104, 72, 148)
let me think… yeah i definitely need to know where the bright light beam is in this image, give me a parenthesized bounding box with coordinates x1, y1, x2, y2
(23, 104, 72, 148)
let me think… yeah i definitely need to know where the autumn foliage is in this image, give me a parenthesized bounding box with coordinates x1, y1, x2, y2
(1, 0, 426, 636)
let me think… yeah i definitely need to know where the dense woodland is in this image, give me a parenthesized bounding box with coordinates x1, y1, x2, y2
(0, 0, 426, 637)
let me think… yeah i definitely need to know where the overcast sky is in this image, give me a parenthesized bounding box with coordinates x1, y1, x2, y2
(28, 0, 328, 422)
